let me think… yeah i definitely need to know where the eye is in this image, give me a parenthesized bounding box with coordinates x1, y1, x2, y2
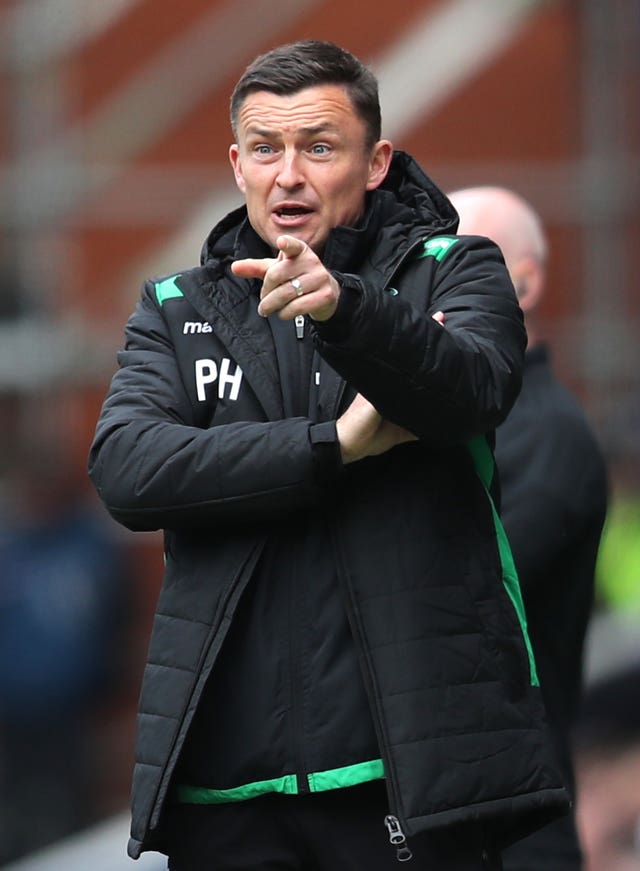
(310, 143, 330, 155)
(254, 144, 274, 156)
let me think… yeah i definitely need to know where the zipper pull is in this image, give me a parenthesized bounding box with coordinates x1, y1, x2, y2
(384, 815, 413, 863)
(294, 314, 305, 340)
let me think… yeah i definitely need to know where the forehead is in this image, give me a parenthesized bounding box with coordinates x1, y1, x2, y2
(235, 84, 363, 136)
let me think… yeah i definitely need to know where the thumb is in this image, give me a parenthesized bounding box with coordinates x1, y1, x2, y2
(276, 234, 308, 260)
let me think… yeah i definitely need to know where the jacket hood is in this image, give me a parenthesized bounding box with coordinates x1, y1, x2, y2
(379, 150, 458, 233)
(200, 150, 459, 267)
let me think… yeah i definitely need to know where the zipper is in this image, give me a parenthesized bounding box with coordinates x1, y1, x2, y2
(288, 533, 309, 795)
(295, 314, 305, 339)
(385, 815, 414, 863)
(330, 524, 411, 861)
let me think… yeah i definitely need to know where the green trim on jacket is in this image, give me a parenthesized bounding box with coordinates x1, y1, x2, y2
(176, 758, 385, 804)
(467, 435, 539, 686)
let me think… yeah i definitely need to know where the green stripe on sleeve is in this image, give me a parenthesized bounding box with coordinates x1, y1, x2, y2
(467, 435, 539, 686)
(418, 236, 460, 262)
(154, 274, 183, 306)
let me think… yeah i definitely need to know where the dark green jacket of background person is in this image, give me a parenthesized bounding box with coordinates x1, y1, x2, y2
(89, 152, 569, 860)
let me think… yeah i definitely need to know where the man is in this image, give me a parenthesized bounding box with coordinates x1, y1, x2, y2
(449, 186, 608, 871)
(89, 42, 568, 870)
(573, 664, 640, 871)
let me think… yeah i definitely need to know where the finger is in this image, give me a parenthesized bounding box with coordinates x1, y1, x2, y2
(259, 251, 313, 305)
(259, 237, 315, 301)
(257, 273, 311, 316)
(258, 262, 305, 304)
(276, 234, 309, 260)
(231, 257, 277, 279)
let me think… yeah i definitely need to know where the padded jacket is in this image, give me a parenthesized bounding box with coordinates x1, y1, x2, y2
(89, 151, 569, 859)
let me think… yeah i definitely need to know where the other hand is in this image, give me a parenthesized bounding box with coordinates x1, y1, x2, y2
(336, 394, 417, 465)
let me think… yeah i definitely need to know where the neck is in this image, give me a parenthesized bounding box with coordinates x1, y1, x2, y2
(523, 313, 542, 350)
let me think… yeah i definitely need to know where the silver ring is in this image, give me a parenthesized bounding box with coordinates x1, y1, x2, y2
(290, 277, 304, 297)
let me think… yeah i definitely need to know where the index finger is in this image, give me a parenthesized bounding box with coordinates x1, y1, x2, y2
(231, 256, 277, 280)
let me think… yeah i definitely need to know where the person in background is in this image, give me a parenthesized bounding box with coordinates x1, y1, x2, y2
(573, 663, 640, 871)
(89, 43, 568, 870)
(449, 186, 609, 871)
(0, 441, 131, 864)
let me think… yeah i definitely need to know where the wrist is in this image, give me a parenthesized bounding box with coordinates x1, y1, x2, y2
(312, 272, 363, 337)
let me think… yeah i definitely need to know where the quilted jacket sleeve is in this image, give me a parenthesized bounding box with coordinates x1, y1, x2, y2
(88, 286, 341, 532)
(314, 235, 526, 443)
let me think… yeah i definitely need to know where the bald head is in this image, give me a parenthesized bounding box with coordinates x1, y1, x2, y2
(448, 187, 547, 342)
(448, 186, 547, 275)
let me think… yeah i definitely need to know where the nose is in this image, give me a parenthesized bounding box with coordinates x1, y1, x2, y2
(275, 148, 304, 190)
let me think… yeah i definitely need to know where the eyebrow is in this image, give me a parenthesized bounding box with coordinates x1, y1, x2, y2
(299, 124, 339, 136)
(246, 123, 339, 139)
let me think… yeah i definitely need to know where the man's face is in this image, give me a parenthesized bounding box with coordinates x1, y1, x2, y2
(229, 84, 390, 254)
(577, 748, 640, 871)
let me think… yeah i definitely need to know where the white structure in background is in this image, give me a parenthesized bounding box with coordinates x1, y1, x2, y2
(2, 813, 164, 871)
(136, 0, 548, 281)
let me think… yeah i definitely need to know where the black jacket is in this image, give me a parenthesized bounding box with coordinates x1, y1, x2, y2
(498, 346, 608, 871)
(89, 152, 568, 858)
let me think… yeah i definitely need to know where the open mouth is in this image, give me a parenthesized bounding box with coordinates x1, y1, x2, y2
(274, 206, 312, 218)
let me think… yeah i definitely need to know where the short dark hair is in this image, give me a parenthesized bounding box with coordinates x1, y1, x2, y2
(230, 40, 381, 149)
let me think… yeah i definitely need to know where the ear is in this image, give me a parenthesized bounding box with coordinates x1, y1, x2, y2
(511, 256, 544, 314)
(366, 140, 393, 191)
(229, 144, 246, 194)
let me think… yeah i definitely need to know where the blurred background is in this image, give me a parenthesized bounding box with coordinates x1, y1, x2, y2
(0, 0, 638, 868)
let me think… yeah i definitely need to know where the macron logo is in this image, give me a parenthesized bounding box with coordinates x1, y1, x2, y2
(183, 321, 213, 335)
